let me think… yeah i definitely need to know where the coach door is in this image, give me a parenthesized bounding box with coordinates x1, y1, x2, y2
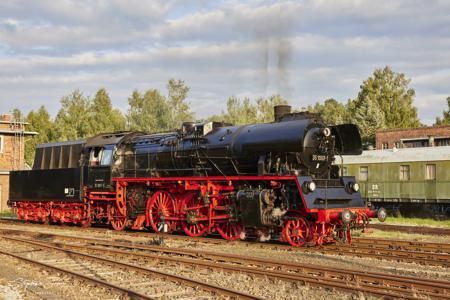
(87, 145, 114, 190)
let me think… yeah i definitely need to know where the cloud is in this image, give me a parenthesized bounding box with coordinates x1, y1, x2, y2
(0, 0, 449, 125)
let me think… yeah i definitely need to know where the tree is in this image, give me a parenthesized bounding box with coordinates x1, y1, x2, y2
(435, 96, 450, 125)
(167, 79, 194, 128)
(91, 88, 126, 133)
(222, 97, 258, 125)
(351, 98, 386, 146)
(25, 106, 58, 166)
(208, 95, 290, 125)
(54, 90, 93, 140)
(12, 108, 24, 121)
(127, 89, 171, 132)
(356, 66, 420, 129)
(310, 98, 347, 125)
(255, 95, 289, 123)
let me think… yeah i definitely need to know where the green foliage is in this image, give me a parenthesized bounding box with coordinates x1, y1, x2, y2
(435, 96, 450, 125)
(91, 88, 126, 133)
(351, 97, 386, 145)
(167, 79, 194, 128)
(309, 98, 347, 125)
(54, 90, 93, 140)
(255, 95, 289, 123)
(210, 94, 289, 125)
(25, 106, 58, 166)
(12, 108, 24, 121)
(127, 79, 194, 132)
(355, 66, 420, 129)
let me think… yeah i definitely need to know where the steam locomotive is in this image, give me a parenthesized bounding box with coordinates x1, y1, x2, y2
(8, 106, 386, 246)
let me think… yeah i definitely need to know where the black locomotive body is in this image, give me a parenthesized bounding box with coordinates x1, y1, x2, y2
(9, 106, 385, 246)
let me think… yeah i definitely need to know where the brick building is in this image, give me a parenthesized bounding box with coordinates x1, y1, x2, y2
(0, 114, 38, 212)
(376, 125, 450, 150)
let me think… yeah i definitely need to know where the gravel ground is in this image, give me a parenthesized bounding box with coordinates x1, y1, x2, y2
(0, 222, 448, 299)
(0, 253, 123, 300)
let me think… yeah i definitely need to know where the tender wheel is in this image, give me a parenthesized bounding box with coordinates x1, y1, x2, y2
(146, 190, 177, 233)
(109, 205, 127, 231)
(181, 194, 209, 237)
(215, 196, 243, 241)
(283, 217, 309, 247)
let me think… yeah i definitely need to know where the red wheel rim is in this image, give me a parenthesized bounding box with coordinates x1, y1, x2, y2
(181, 195, 208, 237)
(216, 222, 242, 241)
(110, 206, 127, 231)
(215, 196, 242, 241)
(284, 217, 309, 247)
(147, 191, 176, 233)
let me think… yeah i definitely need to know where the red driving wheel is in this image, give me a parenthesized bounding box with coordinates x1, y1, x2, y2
(283, 217, 309, 247)
(181, 194, 209, 237)
(146, 190, 177, 233)
(215, 196, 243, 241)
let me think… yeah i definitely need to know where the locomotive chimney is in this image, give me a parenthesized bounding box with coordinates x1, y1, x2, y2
(274, 105, 291, 122)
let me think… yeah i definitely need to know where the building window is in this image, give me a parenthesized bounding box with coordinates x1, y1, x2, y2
(0, 135, 3, 153)
(425, 164, 436, 180)
(435, 138, 450, 146)
(400, 165, 410, 181)
(340, 167, 348, 176)
(359, 166, 368, 181)
(394, 142, 401, 149)
(382, 142, 388, 149)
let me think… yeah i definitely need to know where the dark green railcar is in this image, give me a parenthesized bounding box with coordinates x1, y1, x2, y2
(336, 146, 450, 216)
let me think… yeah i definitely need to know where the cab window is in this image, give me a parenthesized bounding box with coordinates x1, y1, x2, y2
(100, 149, 113, 165)
(89, 148, 103, 166)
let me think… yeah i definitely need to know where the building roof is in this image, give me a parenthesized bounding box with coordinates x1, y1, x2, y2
(376, 124, 450, 134)
(335, 146, 450, 164)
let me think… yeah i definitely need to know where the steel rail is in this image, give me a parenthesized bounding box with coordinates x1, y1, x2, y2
(1, 220, 449, 267)
(0, 246, 153, 300)
(1, 235, 259, 300)
(2, 232, 450, 299)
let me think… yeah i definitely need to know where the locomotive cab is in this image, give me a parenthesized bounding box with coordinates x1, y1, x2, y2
(83, 132, 130, 190)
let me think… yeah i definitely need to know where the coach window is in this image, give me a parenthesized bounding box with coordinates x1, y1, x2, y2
(425, 164, 436, 180)
(359, 166, 368, 181)
(0, 135, 3, 153)
(400, 165, 410, 181)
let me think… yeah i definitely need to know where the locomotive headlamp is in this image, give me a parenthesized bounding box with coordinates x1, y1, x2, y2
(377, 207, 387, 222)
(322, 127, 331, 137)
(350, 182, 360, 192)
(305, 181, 316, 192)
(341, 210, 352, 224)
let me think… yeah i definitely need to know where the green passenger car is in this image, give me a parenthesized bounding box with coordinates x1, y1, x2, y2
(335, 146, 450, 216)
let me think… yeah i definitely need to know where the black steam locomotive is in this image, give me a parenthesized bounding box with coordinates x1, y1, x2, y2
(9, 106, 385, 246)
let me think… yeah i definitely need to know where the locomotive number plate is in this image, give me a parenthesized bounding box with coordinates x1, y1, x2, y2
(312, 154, 327, 161)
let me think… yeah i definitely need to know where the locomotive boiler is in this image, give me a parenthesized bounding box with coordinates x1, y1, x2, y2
(8, 105, 386, 246)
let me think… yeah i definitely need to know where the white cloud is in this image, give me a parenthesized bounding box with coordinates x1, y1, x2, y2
(0, 0, 449, 126)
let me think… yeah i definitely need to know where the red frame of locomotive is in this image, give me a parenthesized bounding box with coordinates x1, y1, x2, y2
(14, 175, 375, 247)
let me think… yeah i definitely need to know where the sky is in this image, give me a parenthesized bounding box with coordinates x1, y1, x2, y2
(0, 0, 449, 124)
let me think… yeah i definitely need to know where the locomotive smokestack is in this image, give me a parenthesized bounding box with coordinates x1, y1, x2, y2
(274, 105, 291, 122)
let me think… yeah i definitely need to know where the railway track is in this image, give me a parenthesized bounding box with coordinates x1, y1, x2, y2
(368, 223, 450, 235)
(0, 219, 449, 268)
(0, 235, 256, 300)
(1, 229, 449, 299)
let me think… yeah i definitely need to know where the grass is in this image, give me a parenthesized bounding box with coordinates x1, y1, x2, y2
(353, 229, 450, 243)
(372, 216, 450, 228)
(0, 210, 16, 218)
